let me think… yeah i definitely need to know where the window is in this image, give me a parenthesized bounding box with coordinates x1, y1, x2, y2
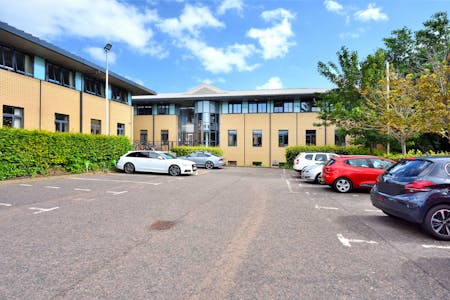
(248, 101, 267, 113)
(47, 63, 74, 88)
(91, 119, 101, 135)
(55, 113, 69, 132)
(252, 130, 262, 147)
(136, 105, 152, 115)
(161, 130, 169, 145)
(315, 154, 328, 162)
(112, 85, 128, 103)
(0, 45, 33, 75)
(228, 102, 242, 114)
(84, 76, 105, 97)
(273, 101, 293, 113)
(306, 130, 316, 145)
(228, 130, 237, 146)
(158, 104, 169, 115)
(117, 123, 125, 136)
(140, 130, 148, 144)
(3, 105, 23, 128)
(278, 130, 288, 147)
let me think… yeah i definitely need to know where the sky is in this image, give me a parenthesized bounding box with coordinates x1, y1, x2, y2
(0, 0, 448, 93)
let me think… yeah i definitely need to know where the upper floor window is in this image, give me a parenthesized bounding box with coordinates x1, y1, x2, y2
(273, 101, 293, 113)
(84, 76, 105, 97)
(278, 130, 289, 147)
(117, 123, 125, 136)
(228, 102, 242, 114)
(228, 130, 237, 146)
(252, 130, 262, 147)
(47, 63, 74, 88)
(300, 100, 320, 112)
(0, 45, 33, 76)
(248, 101, 267, 113)
(3, 105, 24, 128)
(136, 105, 153, 115)
(111, 85, 128, 103)
(306, 130, 316, 145)
(158, 104, 169, 115)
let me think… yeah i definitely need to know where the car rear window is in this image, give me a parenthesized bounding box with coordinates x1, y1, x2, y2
(315, 154, 327, 162)
(387, 159, 433, 177)
(325, 159, 336, 166)
(305, 154, 313, 160)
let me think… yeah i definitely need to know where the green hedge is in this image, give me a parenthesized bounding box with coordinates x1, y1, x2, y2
(171, 146, 224, 157)
(285, 145, 371, 167)
(0, 127, 133, 180)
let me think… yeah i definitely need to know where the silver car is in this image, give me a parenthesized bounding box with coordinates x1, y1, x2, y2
(301, 163, 325, 184)
(116, 150, 196, 176)
(178, 151, 225, 169)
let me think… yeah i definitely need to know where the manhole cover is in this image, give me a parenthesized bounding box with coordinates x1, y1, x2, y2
(147, 220, 177, 231)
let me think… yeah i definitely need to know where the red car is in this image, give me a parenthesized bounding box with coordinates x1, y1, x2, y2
(322, 155, 395, 193)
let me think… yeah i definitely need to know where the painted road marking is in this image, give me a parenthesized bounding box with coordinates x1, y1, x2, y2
(29, 207, 59, 214)
(106, 191, 128, 196)
(365, 209, 382, 213)
(285, 179, 293, 193)
(70, 177, 161, 185)
(315, 204, 339, 210)
(422, 245, 450, 250)
(45, 186, 60, 189)
(20, 184, 32, 187)
(74, 188, 91, 192)
(0, 203, 12, 207)
(337, 234, 378, 247)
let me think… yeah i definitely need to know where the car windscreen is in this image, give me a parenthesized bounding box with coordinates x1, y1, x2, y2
(386, 159, 433, 178)
(161, 153, 174, 159)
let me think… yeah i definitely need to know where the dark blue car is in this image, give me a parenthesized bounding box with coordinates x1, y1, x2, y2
(371, 156, 450, 240)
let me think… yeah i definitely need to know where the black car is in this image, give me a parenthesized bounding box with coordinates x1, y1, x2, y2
(371, 156, 450, 240)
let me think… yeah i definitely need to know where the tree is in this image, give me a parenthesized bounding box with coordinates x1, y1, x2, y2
(362, 74, 423, 155)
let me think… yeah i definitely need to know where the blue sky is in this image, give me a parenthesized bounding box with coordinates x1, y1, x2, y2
(0, 0, 448, 93)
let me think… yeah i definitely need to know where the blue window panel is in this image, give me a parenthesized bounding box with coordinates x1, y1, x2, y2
(294, 99, 301, 112)
(221, 102, 228, 114)
(242, 101, 248, 114)
(169, 104, 175, 114)
(33, 56, 45, 80)
(75, 72, 82, 91)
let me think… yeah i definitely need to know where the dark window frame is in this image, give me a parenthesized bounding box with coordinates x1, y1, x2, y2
(90, 119, 101, 135)
(47, 62, 74, 88)
(3, 105, 24, 128)
(228, 129, 237, 146)
(117, 123, 125, 136)
(306, 130, 316, 145)
(278, 130, 288, 147)
(228, 102, 242, 114)
(252, 130, 262, 147)
(55, 113, 69, 133)
(0, 45, 33, 76)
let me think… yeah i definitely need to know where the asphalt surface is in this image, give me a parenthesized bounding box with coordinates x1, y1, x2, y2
(0, 167, 449, 299)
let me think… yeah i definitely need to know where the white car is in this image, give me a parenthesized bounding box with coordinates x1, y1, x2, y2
(301, 163, 325, 183)
(293, 152, 338, 172)
(116, 150, 196, 176)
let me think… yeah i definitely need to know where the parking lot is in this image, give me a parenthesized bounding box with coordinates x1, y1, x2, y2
(0, 167, 449, 299)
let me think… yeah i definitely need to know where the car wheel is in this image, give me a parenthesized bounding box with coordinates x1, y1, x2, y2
(124, 163, 135, 174)
(169, 165, 181, 176)
(423, 205, 450, 241)
(315, 173, 323, 184)
(333, 177, 352, 193)
(205, 161, 214, 169)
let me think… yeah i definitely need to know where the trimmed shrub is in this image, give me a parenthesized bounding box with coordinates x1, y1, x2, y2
(0, 127, 133, 180)
(171, 146, 224, 157)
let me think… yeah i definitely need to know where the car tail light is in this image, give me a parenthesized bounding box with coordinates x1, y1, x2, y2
(295, 159, 299, 164)
(404, 180, 434, 193)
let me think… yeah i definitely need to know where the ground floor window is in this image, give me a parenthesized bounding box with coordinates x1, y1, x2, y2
(278, 130, 288, 147)
(117, 123, 125, 136)
(91, 119, 101, 135)
(228, 130, 237, 146)
(306, 130, 316, 145)
(252, 130, 262, 147)
(140, 130, 148, 144)
(161, 130, 169, 145)
(3, 105, 23, 128)
(55, 113, 69, 132)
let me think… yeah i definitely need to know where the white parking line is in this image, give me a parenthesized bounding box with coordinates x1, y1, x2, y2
(315, 204, 339, 210)
(337, 233, 378, 247)
(0, 202, 12, 207)
(422, 245, 450, 250)
(70, 177, 161, 185)
(106, 191, 128, 195)
(20, 184, 32, 187)
(74, 188, 91, 192)
(29, 207, 59, 214)
(285, 179, 293, 193)
(45, 186, 60, 189)
(365, 209, 382, 213)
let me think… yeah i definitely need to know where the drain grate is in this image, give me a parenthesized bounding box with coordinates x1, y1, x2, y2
(147, 220, 177, 231)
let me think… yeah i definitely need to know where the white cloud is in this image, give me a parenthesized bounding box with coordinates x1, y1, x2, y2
(158, 4, 224, 37)
(339, 28, 365, 40)
(247, 8, 296, 60)
(182, 38, 259, 73)
(323, 0, 343, 13)
(217, 0, 243, 15)
(257, 77, 284, 90)
(0, 0, 164, 56)
(84, 47, 117, 64)
(354, 3, 388, 22)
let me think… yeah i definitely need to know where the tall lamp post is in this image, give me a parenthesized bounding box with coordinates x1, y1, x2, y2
(104, 43, 112, 135)
(386, 53, 394, 154)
